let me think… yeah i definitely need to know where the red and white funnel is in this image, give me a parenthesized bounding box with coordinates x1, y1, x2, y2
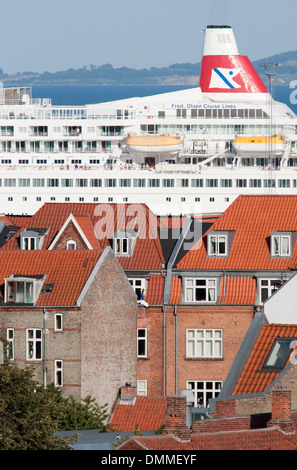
(199, 25, 268, 94)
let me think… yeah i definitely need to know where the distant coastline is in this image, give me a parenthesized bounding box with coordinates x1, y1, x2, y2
(1, 49, 297, 87)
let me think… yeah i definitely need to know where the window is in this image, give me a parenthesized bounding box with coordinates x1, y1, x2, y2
(185, 278, 217, 303)
(6, 278, 35, 304)
(271, 233, 291, 257)
(55, 360, 63, 387)
(259, 278, 283, 302)
(137, 380, 147, 396)
(67, 240, 76, 250)
(187, 329, 222, 359)
(22, 237, 37, 250)
(114, 237, 128, 255)
(54, 314, 63, 331)
(26, 329, 42, 360)
(263, 338, 295, 369)
(137, 329, 147, 357)
(129, 278, 146, 300)
(187, 380, 222, 407)
(208, 233, 227, 256)
(47, 178, 59, 187)
(7, 329, 14, 360)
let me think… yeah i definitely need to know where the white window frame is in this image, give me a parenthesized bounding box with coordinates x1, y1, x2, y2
(259, 278, 282, 302)
(271, 233, 291, 257)
(186, 329, 223, 359)
(22, 236, 37, 250)
(129, 278, 146, 300)
(187, 380, 222, 407)
(137, 380, 147, 396)
(185, 278, 217, 303)
(55, 360, 63, 387)
(66, 240, 76, 250)
(208, 233, 227, 257)
(54, 313, 63, 332)
(6, 278, 35, 304)
(137, 328, 147, 358)
(26, 328, 42, 361)
(7, 328, 14, 360)
(114, 237, 129, 255)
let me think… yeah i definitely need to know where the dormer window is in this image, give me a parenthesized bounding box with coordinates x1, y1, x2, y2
(184, 278, 217, 303)
(6, 278, 34, 304)
(112, 230, 137, 257)
(271, 232, 291, 257)
(115, 237, 128, 255)
(5, 275, 44, 304)
(20, 230, 45, 250)
(207, 232, 228, 257)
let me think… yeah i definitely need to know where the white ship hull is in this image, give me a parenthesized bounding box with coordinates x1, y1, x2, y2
(0, 25, 296, 216)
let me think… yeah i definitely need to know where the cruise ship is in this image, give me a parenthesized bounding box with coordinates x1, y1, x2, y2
(0, 25, 297, 216)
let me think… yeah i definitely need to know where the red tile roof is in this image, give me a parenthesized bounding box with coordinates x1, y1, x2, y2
(169, 277, 182, 304)
(0, 250, 103, 307)
(144, 275, 165, 305)
(233, 323, 297, 396)
(123, 428, 297, 450)
(177, 195, 297, 271)
(218, 276, 257, 305)
(168, 275, 257, 305)
(111, 396, 167, 432)
(1, 203, 165, 271)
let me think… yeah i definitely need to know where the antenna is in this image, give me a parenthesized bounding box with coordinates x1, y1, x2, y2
(260, 63, 279, 192)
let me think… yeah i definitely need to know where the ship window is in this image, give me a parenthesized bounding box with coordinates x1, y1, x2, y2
(191, 179, 204, 188)
(133, 179, 146, 188)
(75, 178, 88, 187)
(47, 178, 59, 187)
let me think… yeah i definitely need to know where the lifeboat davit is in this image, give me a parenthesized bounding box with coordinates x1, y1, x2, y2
(125, 133, 183, 155)
(233, 134, 286, 157)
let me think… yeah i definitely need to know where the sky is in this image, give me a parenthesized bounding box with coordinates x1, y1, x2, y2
(2, 0, 297, 74)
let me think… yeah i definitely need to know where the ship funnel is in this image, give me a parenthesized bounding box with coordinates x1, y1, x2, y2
(203, 25, 239, 56)
(199, 25, 268, 95)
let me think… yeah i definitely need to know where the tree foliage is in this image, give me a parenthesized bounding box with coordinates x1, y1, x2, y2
(0, 360, 110, 450)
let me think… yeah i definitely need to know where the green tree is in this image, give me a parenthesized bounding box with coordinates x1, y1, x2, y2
(0, 362, 72, 450)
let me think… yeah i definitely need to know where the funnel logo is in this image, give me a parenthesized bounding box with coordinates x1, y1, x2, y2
(209, 67, 242, 89)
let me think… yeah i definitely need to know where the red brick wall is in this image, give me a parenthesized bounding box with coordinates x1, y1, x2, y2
(137, 304, 254, 398)
(53, 220, 89, 250)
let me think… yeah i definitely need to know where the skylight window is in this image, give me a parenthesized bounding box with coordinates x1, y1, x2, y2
(264, 338, 295, 369)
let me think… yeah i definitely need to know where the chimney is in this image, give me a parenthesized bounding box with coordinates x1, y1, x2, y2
(268, 386, 295, 433)
(119, 382, 136, 403)
(163, 395, 191, 441)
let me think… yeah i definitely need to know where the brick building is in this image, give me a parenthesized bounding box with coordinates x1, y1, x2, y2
(0, 247, 138, 413)
(2, 196, 297, 409)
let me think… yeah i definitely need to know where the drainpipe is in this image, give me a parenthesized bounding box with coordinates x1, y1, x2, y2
(174, 304, 177, 395)
(162, 306, 166, 396)
(43, 308, 47, 388)
(222, 271, 226, 304)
